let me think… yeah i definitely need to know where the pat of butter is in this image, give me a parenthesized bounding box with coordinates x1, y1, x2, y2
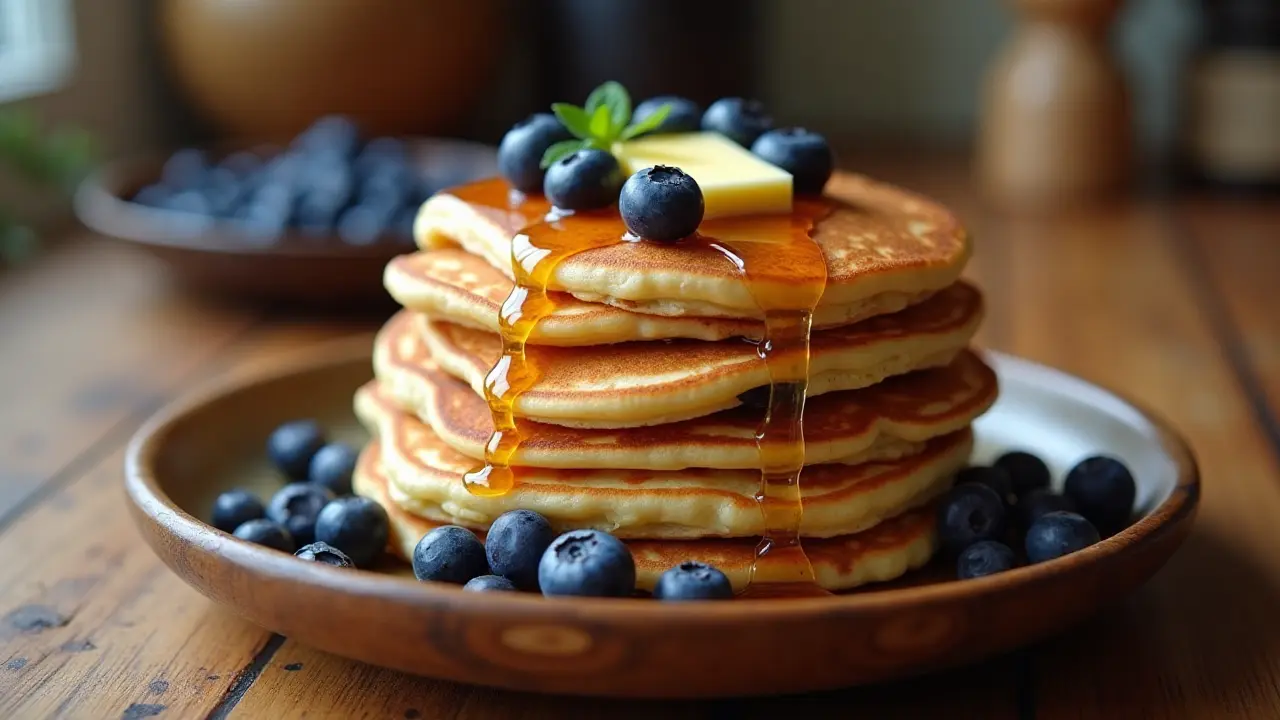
(613, 132, 793, 219)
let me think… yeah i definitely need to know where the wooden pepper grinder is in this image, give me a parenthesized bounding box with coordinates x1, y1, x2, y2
(976, 0, 1135, 212)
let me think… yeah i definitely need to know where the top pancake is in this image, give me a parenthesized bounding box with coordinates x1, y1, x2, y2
(414, 172, 971, 322)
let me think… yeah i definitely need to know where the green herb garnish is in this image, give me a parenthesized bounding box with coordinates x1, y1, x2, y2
(539, 81, 671, 169)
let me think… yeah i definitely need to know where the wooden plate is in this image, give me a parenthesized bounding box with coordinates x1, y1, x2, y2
(124, 340, 1199, 699)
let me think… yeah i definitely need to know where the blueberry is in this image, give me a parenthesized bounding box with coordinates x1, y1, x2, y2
(391, 207, 418, 242)
(314, 496, 390, 569)
(1063, 455, 1136, 534)
(995, 450, 1052, 498)
(633, 96, 702, 135)
(485, 509, 556, 591)
(295, 115, 362, 158)
(1016, 488, 1077, 530)
(1025, 511, 1101, 563)
(935, 482, 1007, 555)
(266, 483, 334, 547)
(233, 519, 294, 553)
(210, 489, 265, 533)
(653, 561, 734, 600)
(497, 113, 573, 193)
(618, 166, 704, 243)
(268, 419, 327, 480)
(542, 149, 624, 211)
(701, 97, 773, 147)
(538, 529, 636, 598)
(750, 128, 834, 195)
(218, 151, 263, 179)
(956, 466, 1015, 507)
(294, 194, 343, 234)
(463, 575, 518, 592)
(162, 190, 211, 216)
(294, 541, 354, 568)
(337, 205, 391, 246)
(203, 167, 244, 217)
(161, 148, 208, 191)
(308, 443, 357, 496)
(131, 184, 170, 208)
(956, 540, 1017, 579)
(411, 525, 489, 584)
(354, 137, 408, 178)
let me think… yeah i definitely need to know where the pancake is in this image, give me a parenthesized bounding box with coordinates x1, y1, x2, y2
(415, 173, 970, 323)
(373, 311, 999, 470)
(354, 440, 939, 594)
(355, 381, 971, 540)
(385, 248, 934, 346)
(419, 281, 984, 428)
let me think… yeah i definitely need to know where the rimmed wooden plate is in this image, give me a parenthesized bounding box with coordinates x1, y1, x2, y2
(124, 339, 1198, 699)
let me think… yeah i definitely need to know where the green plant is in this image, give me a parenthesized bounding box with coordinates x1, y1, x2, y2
(539, 81, 671, 169)
(0, 106, 94, 264)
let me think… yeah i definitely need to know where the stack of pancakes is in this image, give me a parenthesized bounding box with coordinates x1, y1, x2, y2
(353, 172, 996, 593)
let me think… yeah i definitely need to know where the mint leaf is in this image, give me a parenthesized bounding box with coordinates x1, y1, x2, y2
(620, 104, 672, 140)
(589, 105, 612, 139)
(540, 138, 586, 169)
(586, 81, 631, 136)
(551, 103, 593, 140)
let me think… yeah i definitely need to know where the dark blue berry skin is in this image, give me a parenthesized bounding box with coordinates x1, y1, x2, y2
(1025, 511, 1101, 563)
(314, 496, 390, 569)
(211, 489, 265, 533)
(336, 205, 388, 246)
(618, 166, 705, 243)
(294, 115, 362, 158)
(308, 443, 357, 496)
(267, 420, 327, 480)
(701, 97, 773, 147)
(294, 541, 354, 568)
(266, 483, 335, 548)
(160, 148, 208, 191)
(633, 96, 702, 135)
(233, 519, 295, 553)
(935, 482, 1007, 555)
(538, 529, 636, 598)
(132, 184, 170, 208)
(653, 561, 734, 600)
(485, 510, 556, 591)
(463, 575, 519, 592)
(543, 149, 624, 211)
(956, 541, 1017, 579)
(497, 113, 574, 193)
(995, 451, 1052, 498)
(1016, 489, 1077, 530)
(1063, 455, 1136, 534)
(956, 465, 1016, 507)
(750, 128, 834, 195)
(412, 525, 488, 584)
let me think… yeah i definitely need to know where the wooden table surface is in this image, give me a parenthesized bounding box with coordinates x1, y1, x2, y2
(1, 156, 1277, 719)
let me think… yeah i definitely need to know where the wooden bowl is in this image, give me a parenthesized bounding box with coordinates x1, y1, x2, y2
(72, 138, 496, 311)
(124, 340, 1199, 699)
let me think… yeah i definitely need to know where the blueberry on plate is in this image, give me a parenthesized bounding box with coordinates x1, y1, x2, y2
(653, 561, 734, 601)
(538, 529, 636, 598)
(485, 509, 556, 591)
(497, 113, 574, 194)
(935, 482, 1007, 555)
(1025, 511, 1101, 563)
(1015, 488, 1077, 530)
(995, 450, 1052, 497)
(266, 483, 335, 547)
(956, 540, 1017, 579)
(633, 95, 702, 135)
(294, 115, 362, 158)
(750, 128, 834, 195)
(294, 541, 354, 568)
(336, 205, 388, 246)
(233, 519, 295, 553)
(131, 184, 170, 208)
(618, 166, 704, 243)
(463, 575, 519, 593)
(412, 525, 489, 584)
(210, 489, 265, 533)
(956, 465, 1016, 507)
(543, 149, 624, 211)
(267, 419, 327, 480)
(1063, 455, 1136, 534)
(160, 148, 208, 191)
(308, 443, 358, 496)
(701, 97, 773, 147)
(314, 496, 390, 569)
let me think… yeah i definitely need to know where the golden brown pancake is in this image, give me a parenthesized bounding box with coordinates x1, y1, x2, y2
(373, 311, 999, 470)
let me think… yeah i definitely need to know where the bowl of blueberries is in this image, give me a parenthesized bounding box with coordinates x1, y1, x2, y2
(73, 116, 496, 310)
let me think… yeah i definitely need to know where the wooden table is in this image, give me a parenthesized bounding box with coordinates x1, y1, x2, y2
(2, 156, 1278, 719)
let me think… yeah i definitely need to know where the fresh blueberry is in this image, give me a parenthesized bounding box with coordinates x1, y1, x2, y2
(314, 496, 390, 569)
(497, 113, 574, 193)
(202, 167, 244, 217)
(538, 529, 636, 598)
(218, 151, 263, 179)
(391, 207, 418, 242)
(358, 167, 412, 212)
(267, 420, 327, 480)
(266, 483, 334, 547)
(633, 95, 702, 135)
(336, 205, 388, 246)
(308, 443, 357, 496)
(161, 148, 208, 191)
(956, 540, 1017, 579)
(233, 519, 295, 553)
(618, 165, 704, 243)
(411, 525, 489, 584)
(750, 128, 834, 195)
(463, 575, 519, 592)
(294, 541, 354, 568)
(995, 450, 1052, 498)
(294, 193, 343, 234)
(354, 137, 408, 178)
(295, 115, 362, 158)
(653, 561, 734, 600)
(935, 482, 1007, 555)
(210, 489, 265, 533)
(1016, 488, 1077, 530)
(1063, 455, 1136, 534)
(543, 149, 624, 211)
(485, 509, 556, 591)
(162, 190, 211, 216)
(1025, 511, 1101, 563)
(956, 465, 1016, 507)
(701, 97, 773, 147)
(131, 184, 170, 208)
